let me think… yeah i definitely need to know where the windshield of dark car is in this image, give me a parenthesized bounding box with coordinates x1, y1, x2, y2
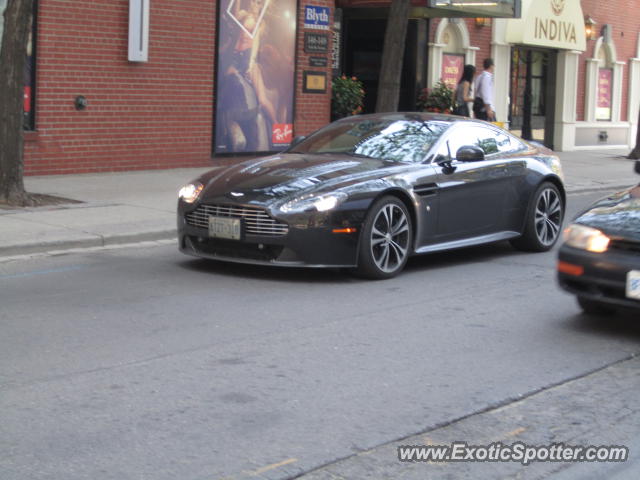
(289, 117, 449, 163)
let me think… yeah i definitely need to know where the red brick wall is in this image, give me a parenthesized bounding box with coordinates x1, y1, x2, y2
(25, 0, 336, 175)
(576, 0, 639, 122)
(25, 0, 216, 175)
(294, 1, 334, 137)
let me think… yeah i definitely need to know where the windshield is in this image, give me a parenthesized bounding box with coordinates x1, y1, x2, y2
(289, 116, 449, 163)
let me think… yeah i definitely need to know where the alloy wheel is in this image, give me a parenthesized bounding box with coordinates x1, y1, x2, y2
(370, 204, 410, 273)
(534, 187, 562, 246)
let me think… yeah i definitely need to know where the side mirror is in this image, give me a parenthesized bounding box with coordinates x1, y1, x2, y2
(635, 160, 640, 175)
(435, 154, 450, 167)
(456, 145, 485, 162)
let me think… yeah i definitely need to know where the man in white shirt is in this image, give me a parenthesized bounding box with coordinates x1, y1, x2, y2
(474, 58, 495, 121)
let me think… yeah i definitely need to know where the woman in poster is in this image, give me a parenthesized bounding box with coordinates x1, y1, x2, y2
(216, 0, 295, 153)
(231, 0, 278, 127)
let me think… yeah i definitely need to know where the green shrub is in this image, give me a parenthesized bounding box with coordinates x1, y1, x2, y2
(417, 81, 454, 113)
(332, 75, 365, 119)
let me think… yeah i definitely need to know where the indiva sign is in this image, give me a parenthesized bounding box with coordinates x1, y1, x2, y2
(534, 17, 577, 44)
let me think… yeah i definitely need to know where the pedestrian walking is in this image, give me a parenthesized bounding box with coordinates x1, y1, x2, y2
(473, 58, 495, 121)
(453, 64, 476, 117)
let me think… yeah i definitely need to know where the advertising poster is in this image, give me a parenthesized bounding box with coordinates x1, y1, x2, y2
(441, 54, 464, 90)
(215, 0, 297, 154)
(596, 68, 612, 121)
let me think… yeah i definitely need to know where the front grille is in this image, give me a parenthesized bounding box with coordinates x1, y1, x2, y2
(187, 236, 284, 261)
(609, 239, 640, 254)
(185, 204, 289, 236)
(561, 278, 640, 305)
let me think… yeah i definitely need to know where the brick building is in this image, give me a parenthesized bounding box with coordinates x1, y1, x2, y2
(15, 1, 639, 175)
(21, 0, 335, 175)
(339, 0, 640, 151)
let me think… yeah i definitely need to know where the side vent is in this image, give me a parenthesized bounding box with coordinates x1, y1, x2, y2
(413, 183, 438, 197)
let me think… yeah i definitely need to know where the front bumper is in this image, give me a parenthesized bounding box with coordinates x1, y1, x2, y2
(177, 201, 363, 268)
(557, 244, 640, 311)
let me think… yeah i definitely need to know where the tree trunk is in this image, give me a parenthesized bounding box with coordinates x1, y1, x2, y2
(375, 0, 411, 113)
(0, 0, 33, 205)
(629, 108, 640, 159)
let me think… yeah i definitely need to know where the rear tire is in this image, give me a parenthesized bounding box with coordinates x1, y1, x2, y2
(355, 196, 412, 280)
(577, 297, 615, 316)
(511, 181, 564, 252)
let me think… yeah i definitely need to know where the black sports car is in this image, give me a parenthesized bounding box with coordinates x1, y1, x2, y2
(178, 113, 566, 278)
(557, 160, 640, 314)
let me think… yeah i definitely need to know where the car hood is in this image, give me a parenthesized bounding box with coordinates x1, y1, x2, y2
(197, 153, 416, 205)
(575, 184, 640, 242)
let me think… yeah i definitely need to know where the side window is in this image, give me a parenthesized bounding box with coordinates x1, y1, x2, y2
(436, 126, 478, 160)
(493, 129, 528, 154)
(436, 125, 500, 159)
(494, 131, 513, 153)
(474, 126, 500, 155)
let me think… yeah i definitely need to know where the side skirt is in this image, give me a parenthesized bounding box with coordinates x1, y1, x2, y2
(414, 231, 521, 254)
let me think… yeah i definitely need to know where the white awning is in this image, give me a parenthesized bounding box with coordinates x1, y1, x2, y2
(506, 0, 586, 51)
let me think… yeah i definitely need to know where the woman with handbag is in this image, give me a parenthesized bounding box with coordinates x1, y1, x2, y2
(453, 64, 476, 117)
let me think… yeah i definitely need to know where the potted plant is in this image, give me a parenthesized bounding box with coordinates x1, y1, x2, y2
(332, 75, 365, 120)
(417, 81, 454, 114)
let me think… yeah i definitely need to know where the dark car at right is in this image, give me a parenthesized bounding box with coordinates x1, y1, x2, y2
(557, 160, 640, 315)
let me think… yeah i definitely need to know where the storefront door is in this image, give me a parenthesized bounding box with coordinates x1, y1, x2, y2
(509, 47, 557, 148)
(343, 16, 421, 114)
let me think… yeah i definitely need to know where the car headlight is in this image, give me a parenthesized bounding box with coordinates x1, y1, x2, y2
(280, 192, 348, 213)
(178, 182, 204, 204)
(563, 224, 610, 253)
(550, 157, 564, 181)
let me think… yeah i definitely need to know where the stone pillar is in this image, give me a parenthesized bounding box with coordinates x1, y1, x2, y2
(491, 19, 511, 125)
(584, 58, 599, 123)
(553, 50, 580, 151)
(627, 36, 640, 146)
(427, 43, 445, 88)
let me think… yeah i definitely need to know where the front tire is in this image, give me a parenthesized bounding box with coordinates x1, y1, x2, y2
(511, 181, 564, 252)
(355, 196, 412, 279)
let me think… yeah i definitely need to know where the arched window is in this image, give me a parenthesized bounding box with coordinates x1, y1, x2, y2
(585, 27, 623, 122)
(428, 19, 479, 88)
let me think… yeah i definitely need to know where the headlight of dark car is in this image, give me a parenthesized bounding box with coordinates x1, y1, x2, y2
(178, 182, 204, 204)
(563, 223, 610, 253)
(279, 192, 348, 214)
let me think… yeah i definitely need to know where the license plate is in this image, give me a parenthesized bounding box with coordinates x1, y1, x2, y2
(208, 216, 241, 240)
(626, 270, 640, 300)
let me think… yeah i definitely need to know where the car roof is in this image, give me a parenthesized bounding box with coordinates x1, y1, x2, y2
(338, 111, 493, 126)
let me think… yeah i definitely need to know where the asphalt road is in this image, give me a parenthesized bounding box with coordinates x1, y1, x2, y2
(1, 191, 639, 480)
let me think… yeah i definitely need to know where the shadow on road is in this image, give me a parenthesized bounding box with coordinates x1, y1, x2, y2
(177, 257, 356, 283)
(562, 309, 640, 342)
(405, 241, 525, 273)
(176, 240, 530, 283)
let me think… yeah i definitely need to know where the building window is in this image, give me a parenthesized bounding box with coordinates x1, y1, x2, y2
(585, 29, 622, 123)
(429, 19, 477, 89)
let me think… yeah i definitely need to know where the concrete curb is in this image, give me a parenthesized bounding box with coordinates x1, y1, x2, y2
(0, 230, 177, 259)
(566, 183, 632, 195)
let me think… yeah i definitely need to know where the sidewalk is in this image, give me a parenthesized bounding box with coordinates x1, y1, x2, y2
(0, 149, 637, 259)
